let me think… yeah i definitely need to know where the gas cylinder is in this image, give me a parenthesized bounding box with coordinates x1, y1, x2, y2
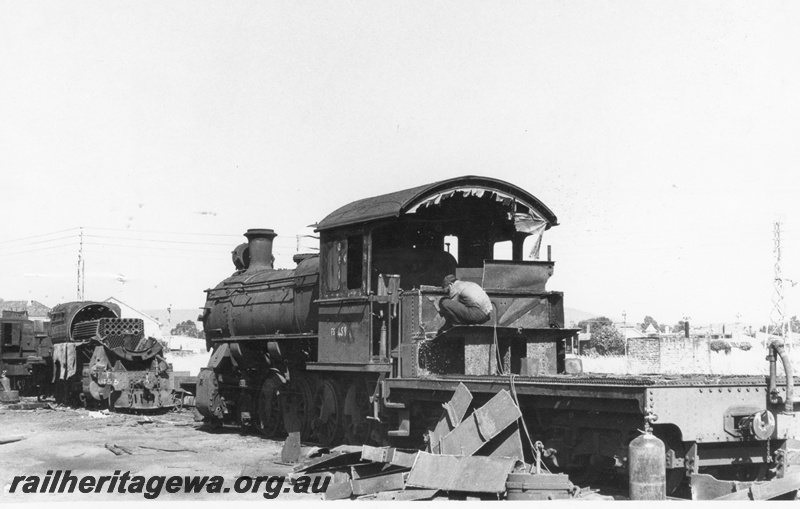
(628, 430, 666, 500)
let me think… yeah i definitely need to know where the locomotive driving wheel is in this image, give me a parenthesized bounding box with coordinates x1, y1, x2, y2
(282, 374, 315, 438)
(312, 379, 344, 446)
(343, 380, 372, 445)
(254, 375, 284, 438)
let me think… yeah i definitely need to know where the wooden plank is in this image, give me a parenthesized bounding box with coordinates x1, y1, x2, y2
(440, 390, 521, 457)
(429, 383, 472, 454)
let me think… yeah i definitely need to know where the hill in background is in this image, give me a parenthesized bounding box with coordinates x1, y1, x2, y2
(565, 307, 597, 327)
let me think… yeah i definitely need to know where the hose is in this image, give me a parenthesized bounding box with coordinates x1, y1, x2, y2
(769, 340, 794, 414)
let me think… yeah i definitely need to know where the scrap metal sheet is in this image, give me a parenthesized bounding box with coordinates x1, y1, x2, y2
(361, 445, 419, 468)
(351, 472, 406, 495)
(406, 452, 520, 493)
(440, 390, 521, 457)
(293, 446, 365, 473)
(429, 383, 473, 454)
(367, 489, 440, 501)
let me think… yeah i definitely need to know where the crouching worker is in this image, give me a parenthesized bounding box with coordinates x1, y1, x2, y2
(439, 274, 492, 331)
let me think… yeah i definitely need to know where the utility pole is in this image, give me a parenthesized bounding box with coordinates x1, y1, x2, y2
(77, 227, 85, 300)
(622, 310, 627, 357)
(770, 222, 784, 348)
(735, 312, 742, 339)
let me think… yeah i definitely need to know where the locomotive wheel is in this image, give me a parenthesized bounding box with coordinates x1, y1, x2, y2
(343, 381, 371, 445)
(282, 374, 315, 438)
(171, 393, 184, 412)
(312, 379, 344, 447)
(254, 376, 284, 438)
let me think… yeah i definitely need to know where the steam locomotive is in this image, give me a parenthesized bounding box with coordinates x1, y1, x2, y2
(0, 301, 174, 410)
(196, 175, 800, 496)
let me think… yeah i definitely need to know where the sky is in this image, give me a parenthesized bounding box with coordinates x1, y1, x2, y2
(1, 1, 799, 328)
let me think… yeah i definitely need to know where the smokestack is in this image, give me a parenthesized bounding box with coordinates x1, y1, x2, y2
(244, 229, 277, 272)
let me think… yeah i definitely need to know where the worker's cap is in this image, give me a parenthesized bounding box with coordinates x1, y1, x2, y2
(442, 274, 457, 288)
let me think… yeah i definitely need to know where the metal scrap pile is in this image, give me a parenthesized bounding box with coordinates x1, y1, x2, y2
(286, 383, 610, 501)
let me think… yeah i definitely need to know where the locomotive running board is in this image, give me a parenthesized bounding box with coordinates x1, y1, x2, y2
(305, 362, 393, 373)
(435, 325, 579, 341)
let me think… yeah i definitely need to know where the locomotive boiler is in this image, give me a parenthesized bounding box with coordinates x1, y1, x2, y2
(49, 301, 174, 410)
(196, 175, 800, 498)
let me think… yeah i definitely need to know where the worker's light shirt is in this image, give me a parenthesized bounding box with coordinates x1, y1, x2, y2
(449, 280, 492, 315)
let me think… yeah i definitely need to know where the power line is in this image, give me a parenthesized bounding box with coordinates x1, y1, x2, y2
(85, 226, 245, 238)
(83, 242, 230, 255)
(83, 234, 235, 247)
(83, 232, 304, 247)
(0, 228, 81, 245)
(0, 242, 79, 258)
(0, 235, 79, 251)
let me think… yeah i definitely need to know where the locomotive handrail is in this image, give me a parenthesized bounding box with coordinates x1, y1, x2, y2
(211, 332, 317, 342)
(315, 296, 370, 304)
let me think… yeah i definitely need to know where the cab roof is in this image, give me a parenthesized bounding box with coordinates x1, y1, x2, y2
(315, 175, 557, 232)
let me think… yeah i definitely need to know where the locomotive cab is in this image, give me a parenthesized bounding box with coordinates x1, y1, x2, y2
(312, 176, 578, 378)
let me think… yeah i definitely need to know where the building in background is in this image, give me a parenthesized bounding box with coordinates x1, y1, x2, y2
(0, 299, 51, 321)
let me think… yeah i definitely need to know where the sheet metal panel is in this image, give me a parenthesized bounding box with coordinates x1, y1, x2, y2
(406, 452, 520, 493)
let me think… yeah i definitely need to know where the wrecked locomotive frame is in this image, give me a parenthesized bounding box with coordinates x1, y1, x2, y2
(196, 175, 800, 499)
(0, 302, 174, 410)
(0, 310, 50, 398)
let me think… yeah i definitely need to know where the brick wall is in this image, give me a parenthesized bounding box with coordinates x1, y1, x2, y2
(627, 338, 660, 374)
(627, 336, 711, 374)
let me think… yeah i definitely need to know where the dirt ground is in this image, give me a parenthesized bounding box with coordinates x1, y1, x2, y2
(0, 398, 321, 503)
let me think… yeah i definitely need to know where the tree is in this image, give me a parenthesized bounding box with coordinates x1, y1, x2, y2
(171, 320, 204, 339)
(576, 317, 625, 355)
(674, 320, 690, 336)
(710, 340, 731, 354)
(641, 316, 659, 333)
(588, 323, 625, 355)
(577, 316, 613, 333)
